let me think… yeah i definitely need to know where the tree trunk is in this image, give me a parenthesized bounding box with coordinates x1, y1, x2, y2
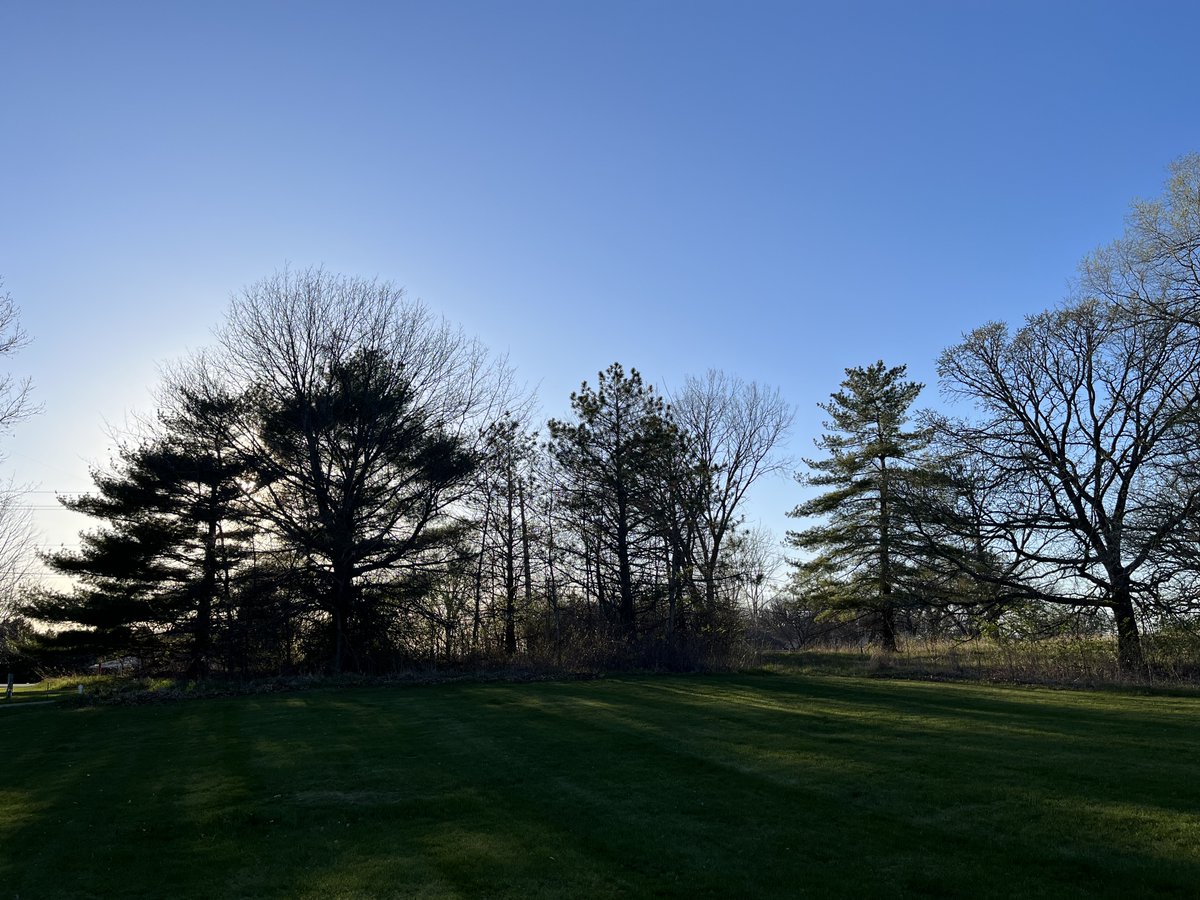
(616, 494, 636, 632)
(702, 548, 718, 623)
(1111, 587, 1143, 675)
(504, 475, 517, 656)
(472, 492, 491, 652)
(190, 515, 219, 679)
(876, 456, 897, 653)
(331, 566, 355, 674)
(877, 606, 898, 654)
(333, 606, 344, 675)
(545, 498, 562, 666)
(519, 481, 533, 608)
(702, 522, 727, 624)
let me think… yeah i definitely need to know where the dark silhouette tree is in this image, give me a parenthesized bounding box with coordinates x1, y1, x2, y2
(472, 415, 538, 656)
(247, 346, 475, 672)
(934, 298, 1200, 672)
(218, 269, 511, 672)
(27, 383, 253, 676)
(548, 364, 678, 635)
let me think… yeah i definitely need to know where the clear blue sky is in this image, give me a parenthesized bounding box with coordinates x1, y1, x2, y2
(2, 0, 1199, 565)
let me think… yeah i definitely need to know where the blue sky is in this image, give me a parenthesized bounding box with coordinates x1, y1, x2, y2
(3, 0, 1199, 565)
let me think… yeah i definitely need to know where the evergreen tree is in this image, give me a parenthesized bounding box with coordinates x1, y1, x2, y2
(246, 346, 476, 672)
(786, 361, 930, 651)
(26, 385, 253, 675)
(548, 363, 679, 634)
(218, 270, 508, 672)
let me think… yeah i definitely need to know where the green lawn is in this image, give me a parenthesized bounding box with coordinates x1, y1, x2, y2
(2, 672, 1198, 898)
(6, 679, 92, 705)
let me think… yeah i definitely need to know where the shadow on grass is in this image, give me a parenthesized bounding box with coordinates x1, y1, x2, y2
(2, 674, 1199, 897)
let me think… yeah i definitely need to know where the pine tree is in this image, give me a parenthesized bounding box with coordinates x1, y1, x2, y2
(786, 361, 929, 651)
(26, 385, 254, 675)
(548, 363, 680, 634)
(217, 270, 507, 672)
(247, 346, 476, 672)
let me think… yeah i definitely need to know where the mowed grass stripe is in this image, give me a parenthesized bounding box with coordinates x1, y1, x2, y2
(1, 674, 1198, 898)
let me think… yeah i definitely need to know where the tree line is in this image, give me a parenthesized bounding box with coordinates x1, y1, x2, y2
(4, 154, 1200, 678)
(19, 271, 792, 675)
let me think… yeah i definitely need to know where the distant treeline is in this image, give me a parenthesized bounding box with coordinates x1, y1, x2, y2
(9, 155, 1200, 678)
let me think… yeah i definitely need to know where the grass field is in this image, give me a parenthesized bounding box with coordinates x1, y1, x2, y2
(2, 671, 1199, 898)
(6, 677, 104, 705)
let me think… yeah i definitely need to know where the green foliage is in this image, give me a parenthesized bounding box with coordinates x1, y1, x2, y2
(0, 614, 36, 680)
(787, 361, 931, 649)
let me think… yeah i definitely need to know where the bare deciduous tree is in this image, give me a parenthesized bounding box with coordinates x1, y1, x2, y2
(0, 484, 35, 619)
(936, 299, 1200, 672)
(0, 280, 37, 629)
(1082, 153, 1200, 327)
(672, 370, 792, 614)
(723, 525, 785, 627)
(0, 281, 36, 437)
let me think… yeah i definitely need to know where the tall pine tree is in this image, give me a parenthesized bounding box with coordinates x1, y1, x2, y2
(786, 361, 929, 651)
(548, 364, 680, 634)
